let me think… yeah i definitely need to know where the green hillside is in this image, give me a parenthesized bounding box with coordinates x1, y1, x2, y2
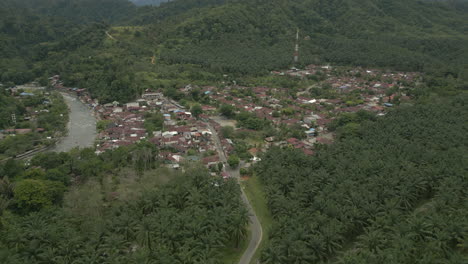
(4, 0, 136, 23)
(0, 1, 467, 263)
(131, 0, 172, 6)
(146, 0, 468, 74)
(0, 0, 467, 102)
(254, 95, 468, 263)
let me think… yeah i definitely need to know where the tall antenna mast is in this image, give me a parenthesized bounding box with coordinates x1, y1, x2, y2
(293, 28, 299, 64)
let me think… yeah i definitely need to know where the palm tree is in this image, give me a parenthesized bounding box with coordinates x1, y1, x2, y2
(261, 244, 287, 264)
(37, 247, 59, 264)
(135, 218, 154, 252)
(0, 195, 9, 218)
(0, 177, 14, 199)
(320, 222, 344, 255)
(185, 187, 204, 209)
(229, 207, 249, 248)
(397, 187, 417, 211)
(406, 217, 433, 242)
(114, 211, 137, 241)
(357, 229, 387, 253)
(0, 248, 21, 264)
(306, 234, 326, 261)
(99, 233, 129, 259)
(289, 239, 316, 263)
(175, 245, 196, 264)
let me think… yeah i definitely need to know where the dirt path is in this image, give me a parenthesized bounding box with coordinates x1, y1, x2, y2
(105, 31, 116, 40)
(211, 116, 237, 128)
(207, 123, 263, 264)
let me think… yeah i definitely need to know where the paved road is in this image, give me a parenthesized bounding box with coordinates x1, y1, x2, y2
(207, 123, 263, 264)
(52, 93, 97, 152)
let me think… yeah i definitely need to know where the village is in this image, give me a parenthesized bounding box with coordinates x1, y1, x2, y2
(50, 64, 420, 173)
(0, 83, 71, 160)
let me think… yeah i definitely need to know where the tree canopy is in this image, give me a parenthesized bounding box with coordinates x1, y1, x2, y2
(0, 146, 249, 263)
(252, 94, 468, 263)
(0, 0, 467, 102)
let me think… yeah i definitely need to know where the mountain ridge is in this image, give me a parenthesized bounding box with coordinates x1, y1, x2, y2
(130, 0, 172, 6)
(0, 0, 466, 100)
(140, 0, 467, 74)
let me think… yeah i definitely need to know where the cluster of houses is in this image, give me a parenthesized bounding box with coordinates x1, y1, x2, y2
(179, 65, 418, 156)
(51, 64, 418, 169)
(95, 94, 217, 157)
(0, 85, 51, 140)
(52, 78, 225, 168)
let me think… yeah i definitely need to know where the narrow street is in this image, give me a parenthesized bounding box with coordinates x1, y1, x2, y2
(207, 122, 263, 264)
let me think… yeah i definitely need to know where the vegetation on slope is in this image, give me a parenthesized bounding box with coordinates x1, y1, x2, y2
(0, 1, 467, 263)
(0, 0, 467, 103)
(0, 145, 249, 263)
(4, 0, 137, 24)
(146, 0, 468, 74)
(252, 92, 467, 263)
(131, 0, 172, 7)
(0, 90, 68, 159)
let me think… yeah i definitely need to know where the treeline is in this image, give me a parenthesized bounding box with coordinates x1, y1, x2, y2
(1, 0, 467, 103)
(131, 0, 172, 7)
(4, 0, 136, 24)
(0, 143, 249, 263)
(253, 95, 467, 263)
(146, 0, 468, 75)
(0, 0, 144, 103)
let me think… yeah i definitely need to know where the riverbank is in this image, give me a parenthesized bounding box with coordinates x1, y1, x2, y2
(0, 89, 68, 160)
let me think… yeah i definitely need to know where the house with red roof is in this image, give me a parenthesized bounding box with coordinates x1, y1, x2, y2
(316, 137, 333, 145)
(203, 155, 220, 167)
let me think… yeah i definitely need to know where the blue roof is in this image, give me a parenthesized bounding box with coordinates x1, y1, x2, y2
(163, 114, 171, 116)
(204, 91, 211, 95)
(309, 128, 316, 131)
(186, 156, 200, 161)
(20, 92, 34, 96)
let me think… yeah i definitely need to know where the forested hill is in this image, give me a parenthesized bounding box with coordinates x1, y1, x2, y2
(131, 0, 172, 6)
(144, 0, 468, 74)
(3, 0, 136, 23)
(0, 0, 136, 85)
(253, 94, 468, 263)
(0, 0, 467, 102)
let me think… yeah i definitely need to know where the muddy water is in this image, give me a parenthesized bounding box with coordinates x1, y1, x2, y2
(52, 93, 97, 152)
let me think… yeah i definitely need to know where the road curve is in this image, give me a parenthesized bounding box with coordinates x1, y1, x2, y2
(231, 167, 263, 264)
(52, 93, 97, 153)
(207, 123, 263, 264)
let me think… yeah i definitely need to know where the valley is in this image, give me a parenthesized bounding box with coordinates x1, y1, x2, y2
(0, 0, 467, 263)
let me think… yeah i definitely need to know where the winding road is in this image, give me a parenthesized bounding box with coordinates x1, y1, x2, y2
(207, 123, 263, 264)
(52, 93, 97, 152)
(55, 94, 260, 261)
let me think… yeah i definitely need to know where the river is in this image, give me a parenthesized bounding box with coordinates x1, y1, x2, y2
(52, 93, 97, 152)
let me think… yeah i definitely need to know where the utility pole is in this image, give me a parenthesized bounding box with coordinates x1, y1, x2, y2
(11, 113, 16, 125)
(293, 28, 299, 64)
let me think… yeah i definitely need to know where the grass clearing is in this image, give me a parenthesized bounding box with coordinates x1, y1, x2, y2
(101, 167, 175, 202)
(241, 175, 273, 264)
